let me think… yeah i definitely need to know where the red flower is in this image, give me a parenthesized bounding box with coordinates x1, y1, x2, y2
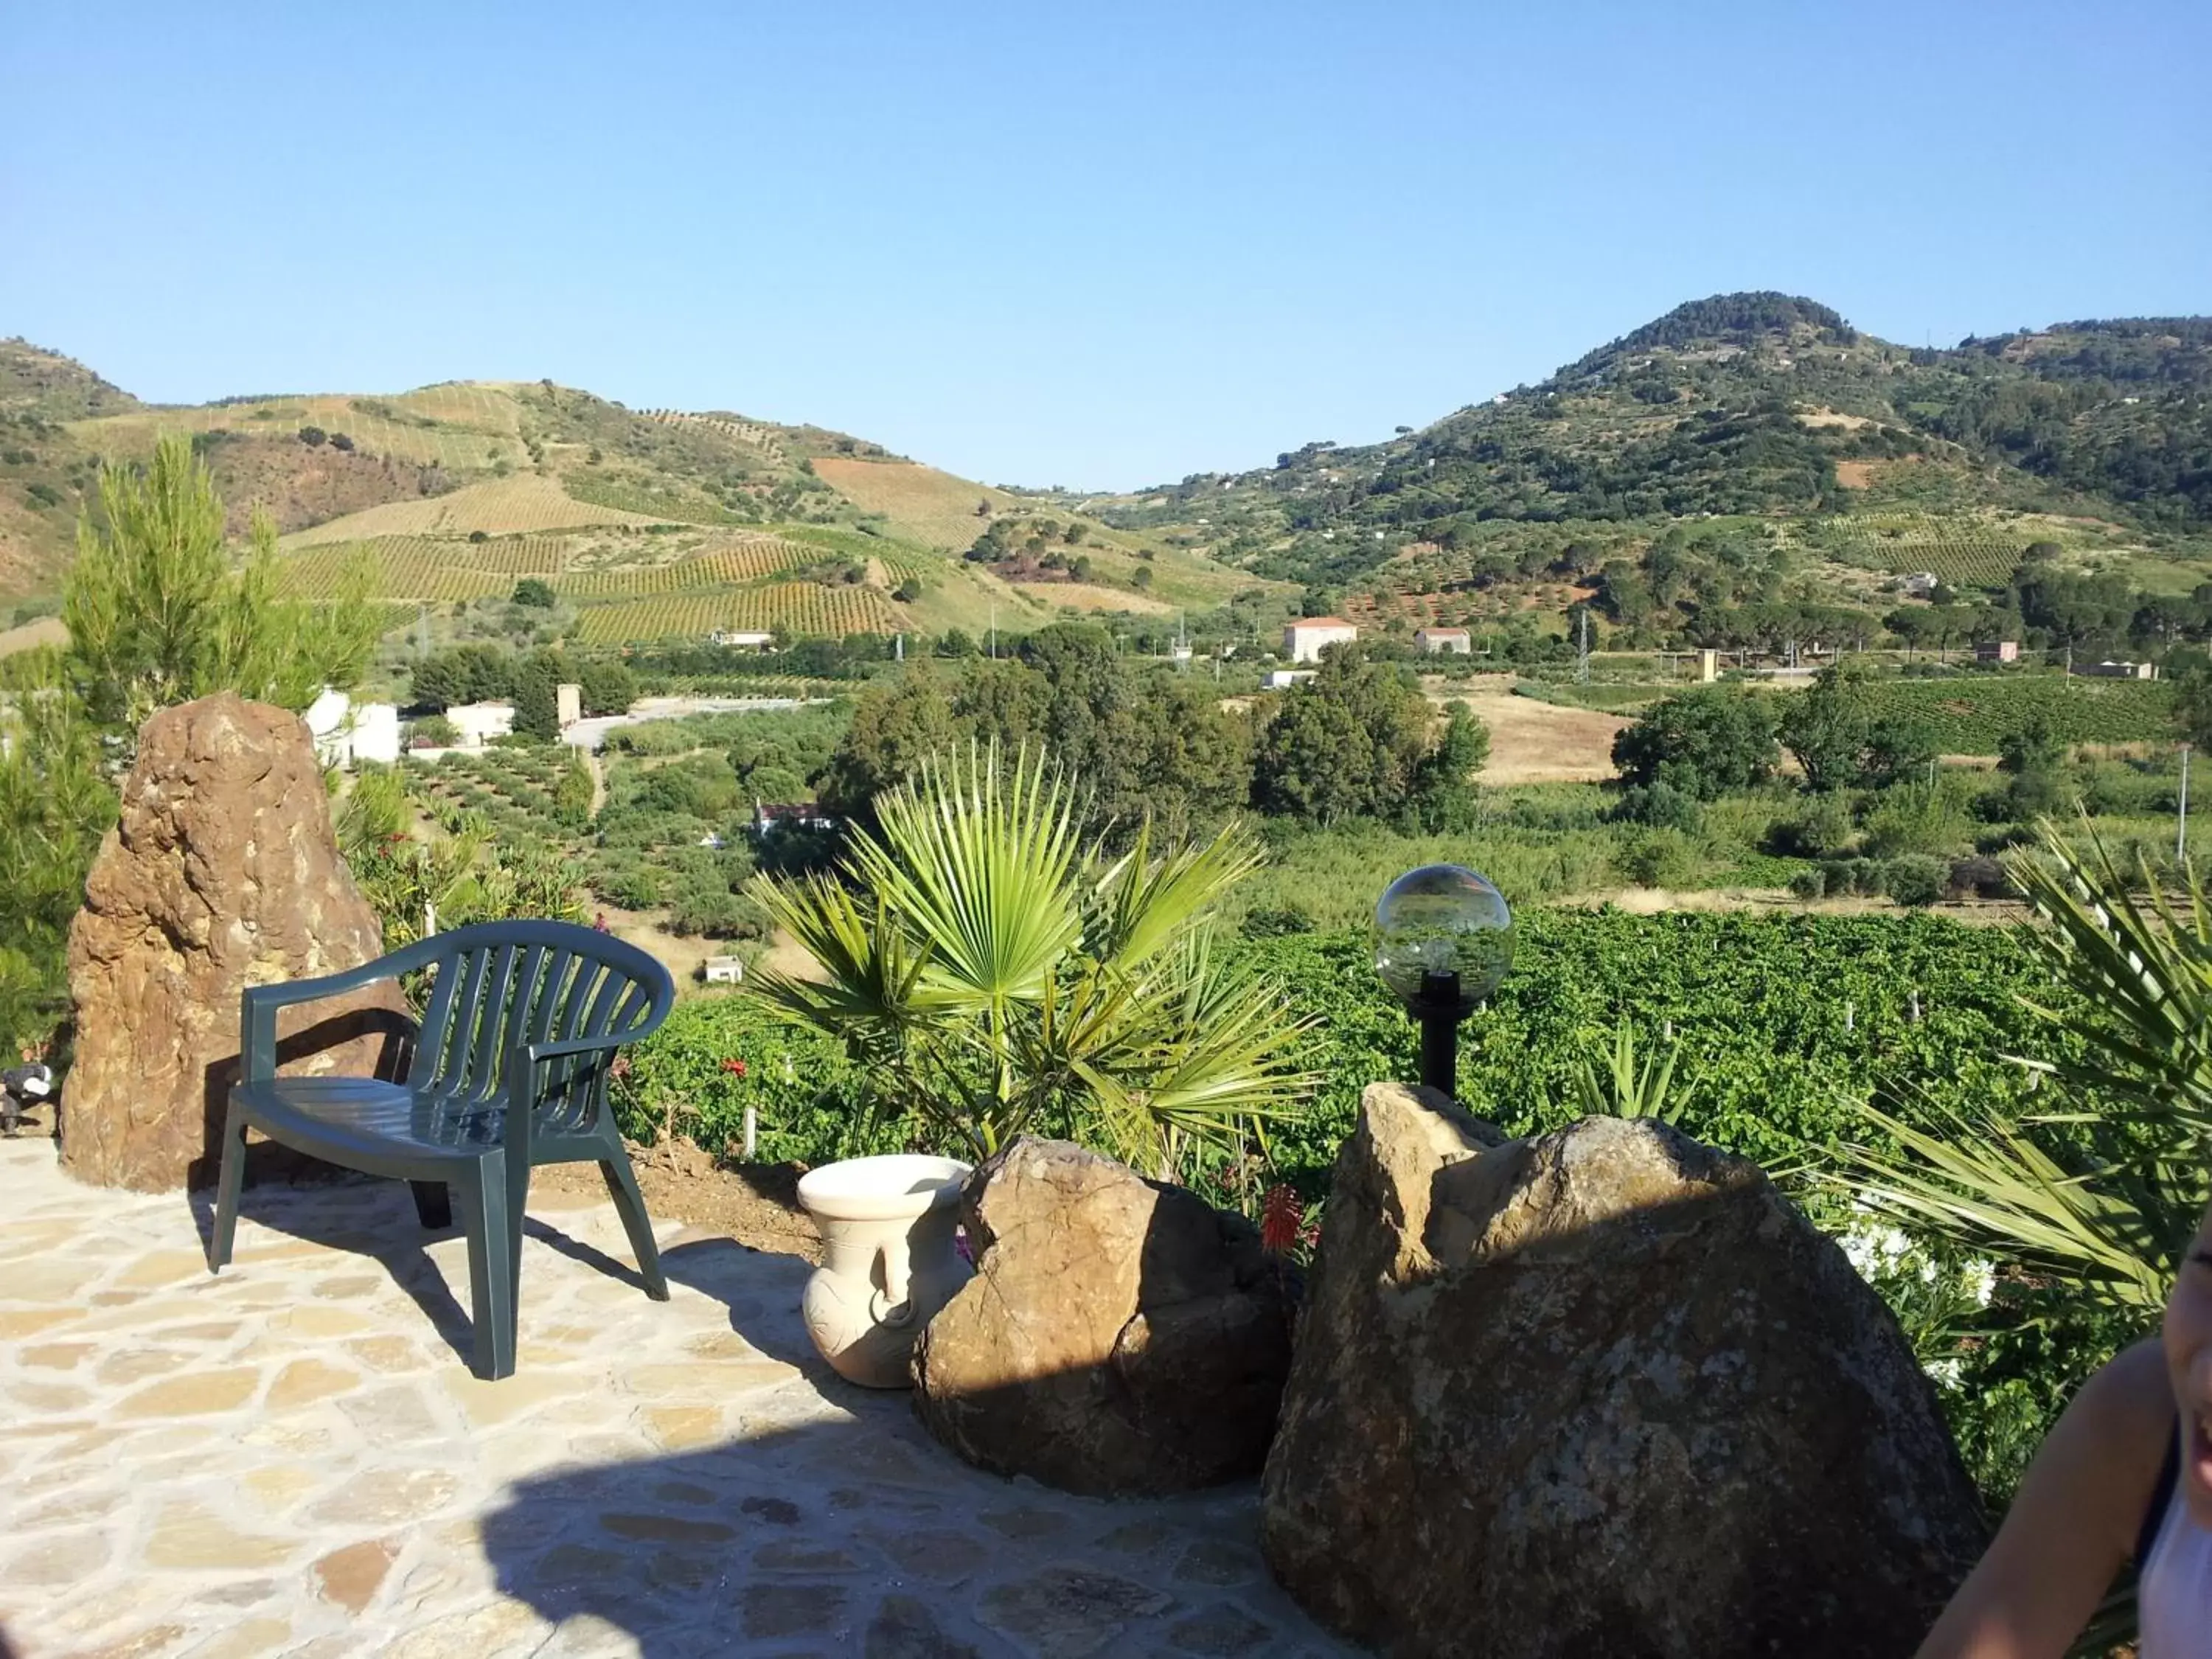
(1259, 1185, 1305, 1254)
(720, 1057, 748, 1078)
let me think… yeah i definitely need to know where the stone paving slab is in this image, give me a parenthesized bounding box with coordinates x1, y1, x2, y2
(0, 1138, 1358, 1658)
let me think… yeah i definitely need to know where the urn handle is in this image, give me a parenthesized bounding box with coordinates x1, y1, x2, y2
(869, 1241, 915, 1328)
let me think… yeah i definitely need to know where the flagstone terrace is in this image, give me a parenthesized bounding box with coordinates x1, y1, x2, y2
(0, 1136, 1351, 1658)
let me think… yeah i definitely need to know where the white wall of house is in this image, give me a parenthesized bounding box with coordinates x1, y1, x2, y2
(447, 702, 516, 746)
(1282, 620, 1358, 664)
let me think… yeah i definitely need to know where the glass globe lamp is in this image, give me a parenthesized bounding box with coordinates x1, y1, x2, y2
(1373, 864, 1514, 1095)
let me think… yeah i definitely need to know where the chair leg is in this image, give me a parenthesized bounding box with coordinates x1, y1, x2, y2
(456, 1167, 518, 1381)
(409, 1180, 453, 1230)
(599, 1140, 669, 1301)
(206, 1099, 249, 1273)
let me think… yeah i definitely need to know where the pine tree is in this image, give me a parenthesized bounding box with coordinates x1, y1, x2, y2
(61, 435, 380, 731)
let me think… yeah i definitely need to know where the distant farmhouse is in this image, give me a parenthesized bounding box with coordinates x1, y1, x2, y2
(752, 802, 838, 838)
(443, 701, 516, 747)
(2082, 659, 2157, 680)
(1414, 627, 1472, 655)
(1263, 669, 1318, 690)
(1975, 640, 2020, 665)
(304, 689, 401, 770)
(1283, 617, 1358, 664)
(1894, 572, 1941, 598)
(709, 628, 775, 649)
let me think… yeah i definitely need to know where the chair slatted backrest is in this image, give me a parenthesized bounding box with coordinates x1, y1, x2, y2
(408, 922, 672, 1135)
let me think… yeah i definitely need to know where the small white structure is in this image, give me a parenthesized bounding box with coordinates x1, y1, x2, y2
(702, 956, 745, 985)
(752, 801, 838, 837)
(1896, 571, 1941, 597)
(305, 689, 402, 769)
(1414, 627, 1472, 655)
(1283, 616, 1358, 664)
(1264, 669, 1318, 690)
(2083, 659, 2158, 680)
(1697, 647, 1720, 684)
(556, 683, 582, 726)
(446, 701, 516, 747)
(1975, 640, 2021, 665)
(709, 628, 775, 649)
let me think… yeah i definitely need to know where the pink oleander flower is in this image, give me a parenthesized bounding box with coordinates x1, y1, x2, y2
(720, 1057, 748, 1078)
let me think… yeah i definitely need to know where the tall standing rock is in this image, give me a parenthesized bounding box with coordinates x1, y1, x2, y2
(1261, 1082, 1986, 1659)
(911, 1137, 1297, 1496)
(63, 693, 408, 1192)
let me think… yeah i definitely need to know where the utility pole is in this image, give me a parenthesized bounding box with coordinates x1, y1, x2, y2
(990, 602, 997, 661)
(1576, 608, 1590, 685)
(2180, 743, 2193, 863)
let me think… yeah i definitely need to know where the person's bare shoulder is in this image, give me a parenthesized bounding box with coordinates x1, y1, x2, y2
(2065, 1338, 2173, 1548)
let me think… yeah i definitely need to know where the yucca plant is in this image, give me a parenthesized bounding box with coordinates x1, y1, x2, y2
(745, 745, 1314, 1172)
(1834, 822, 2211, 1318)
(1829, 821, 2212, 1654)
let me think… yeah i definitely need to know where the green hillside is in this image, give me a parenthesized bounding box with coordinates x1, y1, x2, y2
(0, 348, 1257, 641)
(5, 299, 2207, 651)
(1091, 294, 2212, 648)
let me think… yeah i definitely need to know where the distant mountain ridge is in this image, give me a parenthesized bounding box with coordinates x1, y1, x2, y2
(3, 297, 2206, 645)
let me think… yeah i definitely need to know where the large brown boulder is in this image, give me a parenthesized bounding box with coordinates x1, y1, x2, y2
(911, 1137, 1296, 1496)
(62, 693, 408, 1191)
(1261, 1082, 1986, 1659)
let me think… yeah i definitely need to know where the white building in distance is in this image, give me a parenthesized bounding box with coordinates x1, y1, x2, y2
(1283, 617, 1358, 664)
(709, 628, 775, 649)
(445, 702, 516, 747)
(1414, 627, 1472, 655)
(304, 689, 402, 769)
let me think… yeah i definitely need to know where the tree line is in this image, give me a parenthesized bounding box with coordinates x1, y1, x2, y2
(814, 626, 1486, 841)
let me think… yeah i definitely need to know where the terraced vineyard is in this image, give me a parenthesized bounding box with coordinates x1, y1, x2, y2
(74, 386, 531, 473)
(285, 474, 668, 544)
(560, 476, 756, 526)
(1810, 514, 2027, 587)
(572, 583, 905, 643)
(554, 537, 827, 597)
(280, 535, 577, 600)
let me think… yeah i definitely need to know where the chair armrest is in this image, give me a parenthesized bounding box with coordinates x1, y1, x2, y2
(238, 939, 439, 1088)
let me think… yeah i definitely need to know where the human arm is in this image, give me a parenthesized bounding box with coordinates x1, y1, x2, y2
(1915, 1338, 2173, 1659)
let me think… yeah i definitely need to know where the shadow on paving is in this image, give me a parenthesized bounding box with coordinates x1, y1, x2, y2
(472, 1235, 1333, 1658)
(173, 1168, 1338, 1655)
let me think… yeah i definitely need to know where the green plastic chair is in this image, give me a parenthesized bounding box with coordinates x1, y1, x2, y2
(207, 919, 677, 1380)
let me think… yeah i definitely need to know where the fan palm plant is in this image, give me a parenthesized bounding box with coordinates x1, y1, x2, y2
(745, 745, 1314, 1173)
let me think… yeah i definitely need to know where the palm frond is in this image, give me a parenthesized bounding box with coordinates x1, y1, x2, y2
(2007, 821, 2212, 1139)
(850, 745, 1083, 1009)
(1088, 816, 1267, 975)
(1836, 1089, 2171, 1312)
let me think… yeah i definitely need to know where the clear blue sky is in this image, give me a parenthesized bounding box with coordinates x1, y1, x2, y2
(4, 1, 2206, 490)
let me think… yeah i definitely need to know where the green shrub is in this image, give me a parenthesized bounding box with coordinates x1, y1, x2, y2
(1788, 866, 1827, 902)
(1884, 855, 1950, 907)
(1614, 781, 1703, 833)
(1774, 794, 1857, 858)
(1618, 829, 1697, 888)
